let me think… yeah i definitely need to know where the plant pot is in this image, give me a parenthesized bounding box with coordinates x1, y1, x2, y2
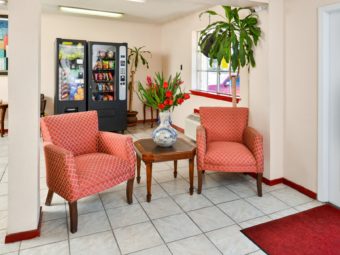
(127, 111, 138, 127)
(152, 110, 177, 147)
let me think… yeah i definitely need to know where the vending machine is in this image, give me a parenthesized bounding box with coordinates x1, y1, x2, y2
(55, 39, 87, 114)
(55, 39, 128, 132)
(87, 42, 127, 132)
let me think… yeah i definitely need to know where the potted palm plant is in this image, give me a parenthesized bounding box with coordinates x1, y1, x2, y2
(198, 6, 261, 107)
(127, 46, 151, 126)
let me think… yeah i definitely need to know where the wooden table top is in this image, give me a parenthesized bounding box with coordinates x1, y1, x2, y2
(134, 138, 196, 162)
(0, 103, 8, 108)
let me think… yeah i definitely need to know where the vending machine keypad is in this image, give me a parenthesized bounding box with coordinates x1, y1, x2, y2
(119, 46, 127, 101)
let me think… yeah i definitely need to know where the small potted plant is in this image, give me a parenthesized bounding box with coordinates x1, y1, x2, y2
(127, 46, 151, 126)
(137, 72, 190, 147)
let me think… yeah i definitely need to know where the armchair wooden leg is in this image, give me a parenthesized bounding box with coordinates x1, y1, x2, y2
(126, 178, 134, 204)
(197, 169, 203, 194)
(174, 160, 178, 178)
(45, 189, 54, 206)
(257, 173, 263, 197)
(69, 201, 78, 234)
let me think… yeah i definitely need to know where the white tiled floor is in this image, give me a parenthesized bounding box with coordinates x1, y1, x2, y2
(0, 124, 324, 255)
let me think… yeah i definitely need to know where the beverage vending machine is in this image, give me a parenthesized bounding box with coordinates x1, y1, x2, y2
(55, 39, 87, 114)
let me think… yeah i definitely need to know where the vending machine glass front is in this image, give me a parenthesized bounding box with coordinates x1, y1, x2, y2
(58, 41, 85, 101)
(90, 44, 116, 102)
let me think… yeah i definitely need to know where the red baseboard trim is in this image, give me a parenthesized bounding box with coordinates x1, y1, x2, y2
(5, 207, 43, 243)
(282, 179, 317, 199)
(246, 174, 317, 199)
(171, 124, 184, 133)
(247, 173, 283, 186)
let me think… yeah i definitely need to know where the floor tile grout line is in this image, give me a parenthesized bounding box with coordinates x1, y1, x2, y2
(124, 244, 167, 255)
(98, 193, 124, 255)
(194, 180, 266, 252)
(135, 186, 174, 255)
(19, 240, 69, 253)
(269, 188, 313, 207)
(245, 192, 292, 215)
(152, 173, 224, 255)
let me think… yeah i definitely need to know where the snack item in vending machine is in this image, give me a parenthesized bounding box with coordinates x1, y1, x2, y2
(98, 84, 103, 91)
(99, 50, 106, 58)
(102, 61, 109, 70)
(96, 57, 102, 69)
(107, 50, 114, 59)
(108, 72, 113, 81)
(98, 73, 103, 81)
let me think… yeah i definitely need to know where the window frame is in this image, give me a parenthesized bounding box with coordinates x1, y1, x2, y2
(191, 30, 241, 101)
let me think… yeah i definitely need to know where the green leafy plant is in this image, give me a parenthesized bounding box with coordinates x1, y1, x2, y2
(127, 46, 151, 112)
(198, 6, 261, 107)
(137, 73, 190, 112)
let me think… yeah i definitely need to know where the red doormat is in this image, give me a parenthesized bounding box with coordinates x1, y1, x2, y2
(241, 205, 340, 255)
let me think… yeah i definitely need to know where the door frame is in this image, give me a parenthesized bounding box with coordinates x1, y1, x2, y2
(318, 3, 340, 202)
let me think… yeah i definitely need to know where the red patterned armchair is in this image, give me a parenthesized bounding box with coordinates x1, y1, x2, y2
(197, 107, 263, 196)
(41, 111, 135, 233)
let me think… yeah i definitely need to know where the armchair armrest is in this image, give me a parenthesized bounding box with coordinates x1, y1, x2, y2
(98, 132, 136, 169)
(196, 125, 207, 170)
(43, 144, 80, 201)
(243, 127, 264, 172)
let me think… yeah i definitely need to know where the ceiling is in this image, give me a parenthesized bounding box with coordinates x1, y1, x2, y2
(41, 0, 267, 24)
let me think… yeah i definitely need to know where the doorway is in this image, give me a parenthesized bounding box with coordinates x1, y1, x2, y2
(318, 3, 340, 207)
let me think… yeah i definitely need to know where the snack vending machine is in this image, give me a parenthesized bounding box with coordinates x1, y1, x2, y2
(87, 42, 127, 132)
(55, 39, 87, 114)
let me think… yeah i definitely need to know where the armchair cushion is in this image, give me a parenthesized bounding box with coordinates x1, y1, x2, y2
(200, 107, 248, 143)
(41, 111, 98, 156)
(205, 141, 257, 171)
(75, 153, 134, 199)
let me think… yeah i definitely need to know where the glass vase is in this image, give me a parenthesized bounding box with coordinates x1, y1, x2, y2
(152, 110, 177, 147)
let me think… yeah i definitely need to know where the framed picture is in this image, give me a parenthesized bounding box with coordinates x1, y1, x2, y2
(0, 15, 8, 75)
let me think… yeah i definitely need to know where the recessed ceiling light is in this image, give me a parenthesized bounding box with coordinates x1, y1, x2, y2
(0, 0, 7, 5)
(59, 6, 124, 18)
(127, 0, 146, 3)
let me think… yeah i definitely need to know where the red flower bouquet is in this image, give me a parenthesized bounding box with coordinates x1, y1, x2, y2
(137, 72, 190, 112)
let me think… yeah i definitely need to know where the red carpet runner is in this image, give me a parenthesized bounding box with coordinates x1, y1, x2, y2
(241, 205, 340, 255)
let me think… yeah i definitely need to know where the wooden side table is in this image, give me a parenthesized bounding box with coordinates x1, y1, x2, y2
(0, 103, 8, 137)
(134, 138, 196, 202)
(143, 104, 159, 128)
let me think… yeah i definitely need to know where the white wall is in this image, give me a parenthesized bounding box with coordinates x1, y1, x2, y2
(284, 0, 340, 192)
(7, 0, 41, 234)
(160, 6, 249, 128)
(248, 8, 270, 178)
(40, 13, 162, 120)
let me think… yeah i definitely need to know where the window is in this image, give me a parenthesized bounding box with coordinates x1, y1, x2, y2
(193, 31, 240, 96)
